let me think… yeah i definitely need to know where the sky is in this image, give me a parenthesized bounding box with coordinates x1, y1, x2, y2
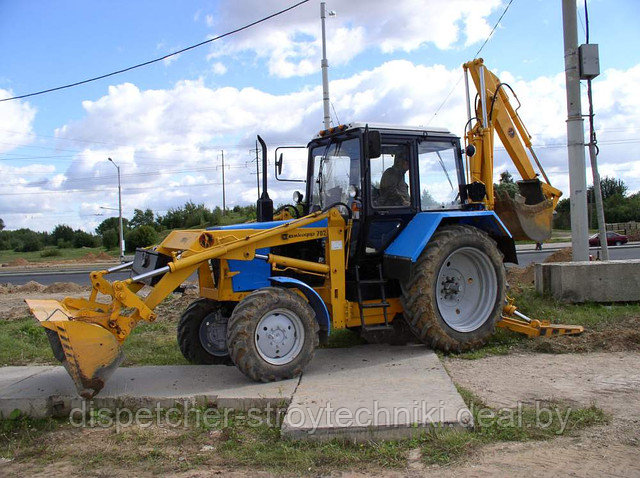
(1, 0, 639, 232)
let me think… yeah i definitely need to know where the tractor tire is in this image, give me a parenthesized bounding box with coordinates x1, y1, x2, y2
(178, 298, 233, 365)
(400, 225, 506, 353)
(227, 287, 318, 382)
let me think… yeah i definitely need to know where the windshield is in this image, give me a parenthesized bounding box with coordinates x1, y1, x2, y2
(310, 137, 361, 209)
(418, 140, 462, 210)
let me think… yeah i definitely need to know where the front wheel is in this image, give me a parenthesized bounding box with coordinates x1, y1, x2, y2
(227, 287, 318, 382)
(178, 299, 233, 365)
(401, 225, 506, 352)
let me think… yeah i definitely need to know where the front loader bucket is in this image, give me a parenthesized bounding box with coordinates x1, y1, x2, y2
(494, 179, 554, 242)
(26, 299, 124, 399)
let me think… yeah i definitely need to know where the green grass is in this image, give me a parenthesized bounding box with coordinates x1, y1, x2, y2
(323, 328, 367, 348)
(122, 321, 188, 366)
(0, 246, 117, 264)
(418, 387, 608, 465)
(0, 317, 187, 366)
(0, 413, 61, 461)
(0, 319, 56, 365)
(0, 392, 609, 474)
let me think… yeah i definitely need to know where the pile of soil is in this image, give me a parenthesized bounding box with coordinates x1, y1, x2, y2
(0, 283, 15, 294)
(507, 247, 573, 291)
(525, 315, 640, 354)
(96, 252, 113, 260)
(15, 281, 45, 293)
(43, 282, 85, 294)
(79, 253, 97, 262)
(8, 258, 28, 266)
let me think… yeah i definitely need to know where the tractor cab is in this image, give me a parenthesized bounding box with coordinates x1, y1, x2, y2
(279, 123, 467, 262)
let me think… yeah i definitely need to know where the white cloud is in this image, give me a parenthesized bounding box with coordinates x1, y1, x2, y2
(204, 0, 503, 78)
(211, 62, 227, 75)
(0, 89, 36, 154)
(3, 60, 640, 231)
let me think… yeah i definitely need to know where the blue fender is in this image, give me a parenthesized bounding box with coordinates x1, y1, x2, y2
(268, 277, 331, 335)
(383, 211, 516, 280)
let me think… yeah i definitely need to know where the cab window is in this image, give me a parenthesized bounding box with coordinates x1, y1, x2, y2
(370, 144, 411, 208)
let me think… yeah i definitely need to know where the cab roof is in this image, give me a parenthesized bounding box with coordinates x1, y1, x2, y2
(312, 122, 452, 139)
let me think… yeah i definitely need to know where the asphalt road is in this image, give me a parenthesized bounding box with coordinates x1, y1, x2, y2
(1, 244, 639, 286)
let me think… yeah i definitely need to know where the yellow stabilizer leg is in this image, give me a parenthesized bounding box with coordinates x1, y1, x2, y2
(26, 299, 124, 399)
(498, 303, 584, 338)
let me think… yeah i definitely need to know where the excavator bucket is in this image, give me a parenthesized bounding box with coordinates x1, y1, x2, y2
(494, 179, 554, 242)
(25, 299, 124, 399)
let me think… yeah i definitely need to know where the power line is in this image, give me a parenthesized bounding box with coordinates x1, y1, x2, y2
(427, 0, 516, 125)
(0, 0, 310, 103)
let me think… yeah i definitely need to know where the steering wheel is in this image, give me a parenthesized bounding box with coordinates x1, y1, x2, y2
(274, 204, 300, 218)
(322, 202, 353, 219)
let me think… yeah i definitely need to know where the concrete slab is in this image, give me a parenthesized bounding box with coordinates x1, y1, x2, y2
(535, 259, 640, 302)
(0, 347, 473, 443)
(281, 345, 472, 442)
(0, 365, 298, 418)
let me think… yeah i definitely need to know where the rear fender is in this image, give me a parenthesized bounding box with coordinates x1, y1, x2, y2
(383, 211, 516, 280)
(268, 277, 331, 335)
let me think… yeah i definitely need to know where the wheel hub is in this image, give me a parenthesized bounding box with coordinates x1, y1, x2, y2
(436, 247, 497, 333)
(255, 309, 304, 366)
(199, 312, 228, 357)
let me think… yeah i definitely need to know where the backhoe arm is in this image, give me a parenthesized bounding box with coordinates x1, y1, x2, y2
(462, 58, 562, 241)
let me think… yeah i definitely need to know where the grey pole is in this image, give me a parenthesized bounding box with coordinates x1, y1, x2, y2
(320, 2, 332, 129)
(108, 157, 125, 263)
(561, 0, 589, 262)
(221, 150, 226, 214)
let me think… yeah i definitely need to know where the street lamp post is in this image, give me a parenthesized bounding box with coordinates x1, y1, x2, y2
(108, 157, 124, 262)
(320, 2, 335, 130)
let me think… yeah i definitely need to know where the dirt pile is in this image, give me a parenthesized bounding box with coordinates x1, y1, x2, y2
(97, 252, 113, 260)
(79, 253, 97, 262)
(507, 247, 573, 291)
(7, 258, 29, 266)
(526, 315, 640, 354)
(15, 281, 46, 293)
(0, 281, 89, 295)
(43, 282, 85, 294)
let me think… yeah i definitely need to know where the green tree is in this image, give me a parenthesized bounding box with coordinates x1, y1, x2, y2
(0, 218, 4, 231)
(73, 230, 100, 248)
(130, 208, 155, 229)
(52, 224, 75, 247)
(125, 225, 158, 252)
(102, 229, 119, 249)
(159, 201, 216, 229)
(599, 177, 627, 200)
(494, 170, 518, 199)
(95, 217, 129, 236)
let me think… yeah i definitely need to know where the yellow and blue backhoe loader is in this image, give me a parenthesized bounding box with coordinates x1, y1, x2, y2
(26, 60, 581, 398)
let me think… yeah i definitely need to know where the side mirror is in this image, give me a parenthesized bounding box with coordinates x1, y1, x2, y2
(276, 153, 283, 175)
(293, 191, 303, 204)
(367, 130, 381, 159)
(273, 146, 306, 183)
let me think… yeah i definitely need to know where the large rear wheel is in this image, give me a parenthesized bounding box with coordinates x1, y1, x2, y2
(401, 225, 505, 352)
(227, 287, 318, 382)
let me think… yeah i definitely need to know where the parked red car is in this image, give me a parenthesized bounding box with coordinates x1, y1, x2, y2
(588, 232, 628, 246)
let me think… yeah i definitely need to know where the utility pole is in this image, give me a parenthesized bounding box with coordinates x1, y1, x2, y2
(561, 0, 589, 262)
(320, 2, 335, 129)
(107, 157, 124, 263)
(255, 140, 260, 197)
(220, 150, 226, 214)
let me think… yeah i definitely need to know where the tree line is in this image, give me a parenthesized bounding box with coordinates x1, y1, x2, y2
(0, 201, 257, 254)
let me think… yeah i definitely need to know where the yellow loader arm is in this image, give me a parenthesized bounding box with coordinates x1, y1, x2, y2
(26, 208, 347, 398)
(463, 58, 563, 242)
